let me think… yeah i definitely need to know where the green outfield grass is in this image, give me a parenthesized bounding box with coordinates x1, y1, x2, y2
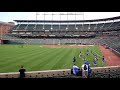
(0, 45, 106, 73)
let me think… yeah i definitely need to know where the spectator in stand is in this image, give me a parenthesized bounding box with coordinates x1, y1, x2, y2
(81, 63, 88, 78)
(72, 64, 81, 76)
(19, 66, 26, 78)
(85, 61, 92, 78)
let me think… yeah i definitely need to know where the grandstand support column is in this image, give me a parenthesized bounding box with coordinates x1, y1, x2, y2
(66, 12, 69, 31)
(51, 12, 53, 30)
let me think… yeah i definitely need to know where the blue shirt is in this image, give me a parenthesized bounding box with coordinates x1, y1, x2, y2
(88, 67, 92, 73)
(73, 65, 79, 74)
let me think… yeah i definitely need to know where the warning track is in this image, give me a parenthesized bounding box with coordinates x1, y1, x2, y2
(43, 45, 93, 48)
(99, 46, 120, 66)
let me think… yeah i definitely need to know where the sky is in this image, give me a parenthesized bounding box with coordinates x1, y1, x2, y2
(0, 12, 120, 23)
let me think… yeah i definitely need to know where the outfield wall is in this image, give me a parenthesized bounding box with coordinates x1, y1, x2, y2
(6, 39, 95, 45)
(0, 66, 120, 78)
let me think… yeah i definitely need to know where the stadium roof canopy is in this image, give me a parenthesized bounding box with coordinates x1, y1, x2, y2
(14, 16, 120, 23)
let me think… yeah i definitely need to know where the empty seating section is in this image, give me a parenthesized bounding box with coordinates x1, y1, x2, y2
(11, 20, 120, 35)
(26, 24, 35, 30)
(8, 39, 43, 44)
(73, 32, 79, 35)
(77, 24, 82, 31)
(97, 36, 120, 53)
(102, 23, 111, 30)
(2, 33, 120, 53)
(109, 22, 119, 30)
(52, 32, 59, 36)
(60, 32, 66, 36)
(36, 25, 43, 31)
(32, 32, 39, 35)
(117, 22, 120, 27)
(17, 24, 27, 30)
(116, 25, 120, 30)
(95, 23, 104, 31)
(83, 24, 89, 31)
(44, 31, 51, 35)
(68, 25, 76, 31)
(52, 25, 59, 30)
(60, 25, 67, 31)
(67, 31, 73, 35)
(0, 35, 21, 40)
(89, 24, 96, 31)
(11, 24, 21, 30)
(44, 25, 51, 30)
(39, 32, 44, 35)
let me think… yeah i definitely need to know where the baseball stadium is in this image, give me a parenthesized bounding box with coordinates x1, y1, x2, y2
(0, 12, 120, 78)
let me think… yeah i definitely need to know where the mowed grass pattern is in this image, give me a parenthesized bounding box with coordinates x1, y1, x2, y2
(0, 45, 105, 73)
